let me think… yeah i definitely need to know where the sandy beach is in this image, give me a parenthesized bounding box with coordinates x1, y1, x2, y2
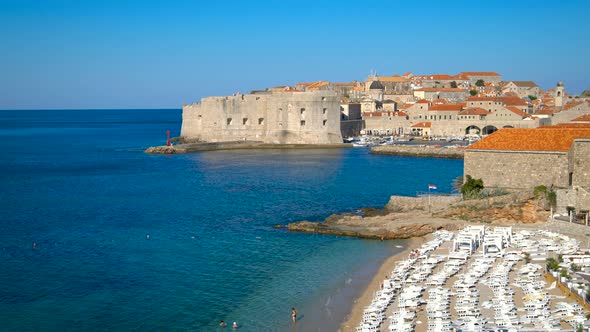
(340, 236, 427, 331)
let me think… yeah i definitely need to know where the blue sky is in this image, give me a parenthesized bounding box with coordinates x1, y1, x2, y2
(1, 0, 589, 109)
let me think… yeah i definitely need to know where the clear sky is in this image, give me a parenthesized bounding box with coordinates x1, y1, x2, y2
(1, 0, 589, 109)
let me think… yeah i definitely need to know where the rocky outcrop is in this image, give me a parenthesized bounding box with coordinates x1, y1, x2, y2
(287, 218, 465, 239)
(285, 191, 548, 240)
(437, 191, 550, 224)
(371, 145, 464, 159)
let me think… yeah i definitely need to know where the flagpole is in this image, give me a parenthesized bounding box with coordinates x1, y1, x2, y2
(428, 186, 431, 213)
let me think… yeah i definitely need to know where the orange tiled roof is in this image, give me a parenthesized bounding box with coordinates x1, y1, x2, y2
(551, 123, 590, 128)
(534, 106, 556, 115)
(467, 128, 590, 152)
(459, 108, 490, 116)
(333, 82, 356, 87)
(416, 99, 430, 104)
(402, 72, 412, 77)
(459, 72, 501, 77)
(411, 121, 431, 128)
(352, 86, 364, 91)
(306, 81, 329, 90)
(429, 104, 464, 111)
(572, 114, 590, 122)
(414, 88, 467, 92)
(422, 74, 454, 80)
(376, 76, 410, 83)
(505, 106, 531, 118)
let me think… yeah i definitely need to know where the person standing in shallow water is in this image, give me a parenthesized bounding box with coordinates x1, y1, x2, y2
(291, 307, 297, 322)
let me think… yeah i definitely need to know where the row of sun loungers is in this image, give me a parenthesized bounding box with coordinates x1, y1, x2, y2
(356, 227, 589, 332)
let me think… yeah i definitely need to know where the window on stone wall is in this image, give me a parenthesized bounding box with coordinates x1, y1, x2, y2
(321, 97, 326, 101)
(569, 172, 573, 186)
(300, 108, 306, 116)
(243, 118, 249, 125)
(227, 118, 232, 125)
(256, 97, 260, 100)
(300, 120, 306, 126)
(258, 118, 264, 125)
(323, 108, 327, 114)
(323, 120, 327, 126)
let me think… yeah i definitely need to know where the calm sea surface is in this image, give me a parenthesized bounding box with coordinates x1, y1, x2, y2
(0, 109, 462, 331)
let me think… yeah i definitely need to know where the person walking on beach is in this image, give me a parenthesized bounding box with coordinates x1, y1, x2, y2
(291, 307, 297, 322)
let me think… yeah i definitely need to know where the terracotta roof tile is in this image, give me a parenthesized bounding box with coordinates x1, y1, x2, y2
(375, 76, 410, 83)
(467, 128, 590, 152)
(429, 104, 464, 111)
(505, 106, 531, 118)
(411, 121, 431, 128)
(551, 123, 590, 128)
(572, 114, 590, 122)
(414, 88, 467, 92)
(306, 81, 329, 90)
(459, 108, 489, 116)
(459, 71, 501, 77)
(422, 74, 454, 80)
(534, 106, 556, 115)
(416, 99, 430, 104)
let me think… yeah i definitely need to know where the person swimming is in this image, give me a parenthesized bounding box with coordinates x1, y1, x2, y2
(291, 307, 297, 322)
(232, 322, 238, 329)
(219, 320, 227, 327)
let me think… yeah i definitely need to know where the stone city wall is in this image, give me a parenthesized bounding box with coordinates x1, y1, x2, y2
(363, 116, 538, 137)
(556, 187, 590, 215)
(181, 91, 343, 144)
(464, 150, 569, 189)
(570, 140, 590, 187)
(340, 120, 364, 138)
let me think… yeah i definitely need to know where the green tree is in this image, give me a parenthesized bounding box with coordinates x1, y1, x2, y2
(469, 90, 478, 96)
(475, 79, 485, 87)
(450, 81, 458, 88)
(461, 175, 484, 198)
(546, 257, 559, 271)
(528, 95, 537, 101)
(561, 269, 568, 279)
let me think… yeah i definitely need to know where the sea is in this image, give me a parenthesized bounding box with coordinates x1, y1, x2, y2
(0, 109, 463, 331)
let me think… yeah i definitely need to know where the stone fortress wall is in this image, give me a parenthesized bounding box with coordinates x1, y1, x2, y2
(181, 90, 343, 144)
(464, 150, 570, 189)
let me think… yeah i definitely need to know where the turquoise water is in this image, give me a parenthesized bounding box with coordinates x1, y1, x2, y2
(0, 109, 462, 331)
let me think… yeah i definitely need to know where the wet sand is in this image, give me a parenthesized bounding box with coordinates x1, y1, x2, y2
(339, 236, 426, 331)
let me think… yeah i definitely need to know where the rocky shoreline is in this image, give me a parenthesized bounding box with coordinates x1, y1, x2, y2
(371, 145, 465, 159)
(284, 191, 550, 240)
